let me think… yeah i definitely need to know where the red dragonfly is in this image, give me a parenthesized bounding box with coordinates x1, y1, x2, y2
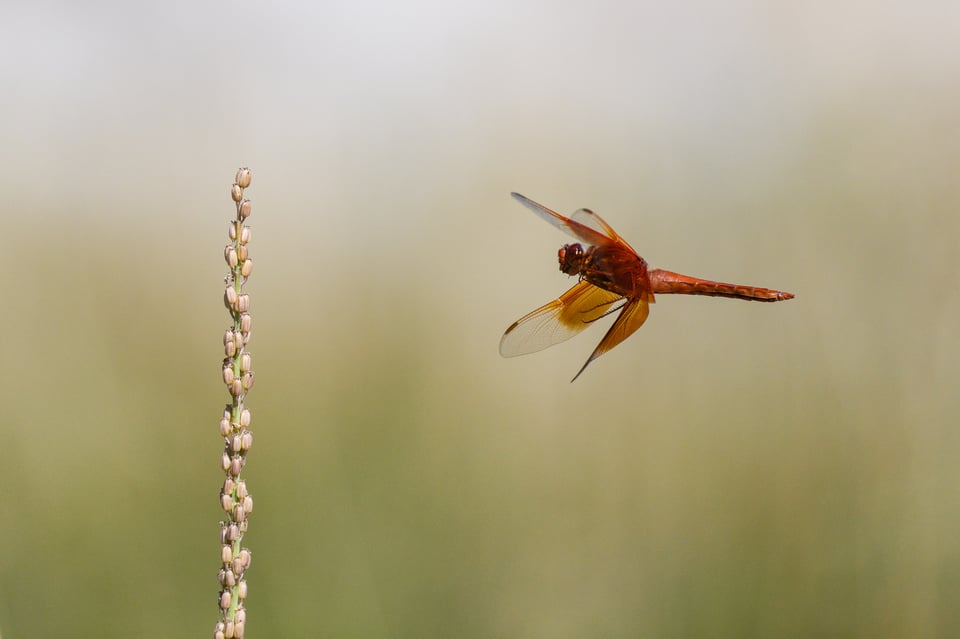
(500, 193, 794, 381)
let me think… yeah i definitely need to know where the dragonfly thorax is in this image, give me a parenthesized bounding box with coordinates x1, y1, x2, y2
(561, 242, 650, 298)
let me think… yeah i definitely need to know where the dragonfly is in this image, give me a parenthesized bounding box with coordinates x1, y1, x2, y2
(500, 193, 794, 381)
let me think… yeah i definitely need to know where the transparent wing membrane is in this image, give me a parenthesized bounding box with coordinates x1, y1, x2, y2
(499, 281, 624, 357)
(510, 192, 614, 247)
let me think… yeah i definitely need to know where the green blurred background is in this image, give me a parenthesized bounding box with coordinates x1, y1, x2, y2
(2, 1, 958, 637)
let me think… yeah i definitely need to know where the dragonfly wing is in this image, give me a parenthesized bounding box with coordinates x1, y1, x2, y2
(511, 192, 614, 247)
(570, 207, 638, 254)
(500, 280, 624, 357)
(571, 297, 650, 381)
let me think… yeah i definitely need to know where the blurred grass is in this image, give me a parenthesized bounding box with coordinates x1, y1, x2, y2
(2, 2, 960, 637)
(2, 128, 958, 636)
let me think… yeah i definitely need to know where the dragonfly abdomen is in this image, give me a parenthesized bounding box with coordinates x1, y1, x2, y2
(649, 269, 794, 302)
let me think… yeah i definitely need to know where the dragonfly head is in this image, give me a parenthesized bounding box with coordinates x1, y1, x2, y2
(558, 243, 586, 276)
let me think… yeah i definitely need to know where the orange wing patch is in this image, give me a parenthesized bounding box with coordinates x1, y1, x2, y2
(570, 297, 650, 381)
(499, 281, 624, 358)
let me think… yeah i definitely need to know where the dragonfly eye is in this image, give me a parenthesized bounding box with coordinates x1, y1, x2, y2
(558, 243, 585, 275)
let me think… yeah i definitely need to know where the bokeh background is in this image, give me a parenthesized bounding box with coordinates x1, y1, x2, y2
(2, 1, 958, 637)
